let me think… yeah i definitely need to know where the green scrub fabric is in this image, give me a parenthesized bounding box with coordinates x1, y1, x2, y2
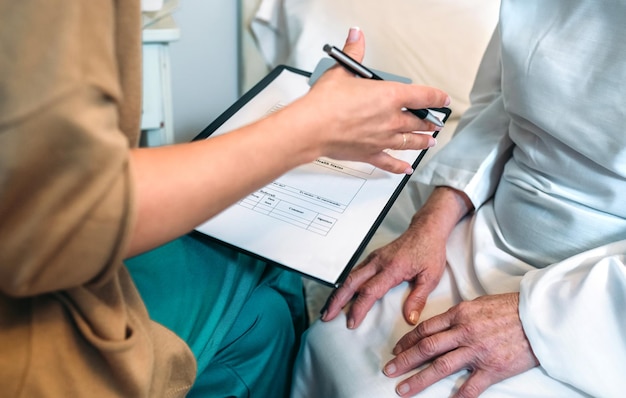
(126, 234, 306, 397)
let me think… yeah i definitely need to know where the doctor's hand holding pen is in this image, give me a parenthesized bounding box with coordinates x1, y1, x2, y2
(127, 27, 449, 257)
(287, 27, 450, 175)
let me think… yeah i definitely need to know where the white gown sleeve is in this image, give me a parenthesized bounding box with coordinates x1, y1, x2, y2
(414, 23, 513, 208)
(519, 240, 626, 398)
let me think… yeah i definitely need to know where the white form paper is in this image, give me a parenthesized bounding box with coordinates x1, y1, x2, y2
(194, 66, 446, 286)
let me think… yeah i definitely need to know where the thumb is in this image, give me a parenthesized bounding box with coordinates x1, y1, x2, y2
(341, 27, 365, 62)
(403, 281, 430, 325)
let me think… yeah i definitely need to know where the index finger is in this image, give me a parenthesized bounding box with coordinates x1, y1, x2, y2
(346, 270, 404, 328)
(394, 310, 454, 355)
(322, 259, 379, 321)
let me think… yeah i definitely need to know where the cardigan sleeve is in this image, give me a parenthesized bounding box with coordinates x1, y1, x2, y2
(0, 0, 136, 296)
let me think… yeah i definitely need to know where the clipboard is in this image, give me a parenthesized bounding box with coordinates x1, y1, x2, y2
(192, 65, 450, 287)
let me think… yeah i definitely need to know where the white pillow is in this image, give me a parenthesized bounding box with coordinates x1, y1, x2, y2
(281, 0, 500, 121)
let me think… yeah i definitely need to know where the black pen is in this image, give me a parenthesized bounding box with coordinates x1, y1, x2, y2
(323, 44, 444, 128)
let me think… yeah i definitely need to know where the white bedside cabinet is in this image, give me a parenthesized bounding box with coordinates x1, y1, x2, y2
(141, 16, 180, 146)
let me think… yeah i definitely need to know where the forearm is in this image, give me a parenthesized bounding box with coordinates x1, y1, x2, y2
(127, 114, 315, 257)
(407, 186, 474, 240)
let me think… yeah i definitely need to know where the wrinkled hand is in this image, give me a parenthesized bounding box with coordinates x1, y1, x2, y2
(322, 186, 472, 329)
(384, 293, 539, 398)
(322, 216, 448, 329)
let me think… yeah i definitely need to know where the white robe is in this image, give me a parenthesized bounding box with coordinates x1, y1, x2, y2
(292, 2, 626, 397)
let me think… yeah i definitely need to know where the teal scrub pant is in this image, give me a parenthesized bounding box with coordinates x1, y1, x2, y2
(126, 234, 306, 398)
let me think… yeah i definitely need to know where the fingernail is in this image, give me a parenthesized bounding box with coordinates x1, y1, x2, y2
(347, 318, 355, 329)
(404, 167, 414, 175)
(444, 96, 451, 106)
(409, 310, 419, 325)
(347, 26, 361, 43)
(392, 344, 401, 355)
(383, 363, 396, 376)
(428, 137, 437, 148)
(321, 310, 328, 321)
(397, 383, 410, 396)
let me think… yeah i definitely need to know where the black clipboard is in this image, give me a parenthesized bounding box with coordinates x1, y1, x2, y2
(193, 65, 309, 140)
(191, 65, 451, 287)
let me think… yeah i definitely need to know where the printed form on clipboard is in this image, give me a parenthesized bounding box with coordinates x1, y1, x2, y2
(192, 65, 450, 287)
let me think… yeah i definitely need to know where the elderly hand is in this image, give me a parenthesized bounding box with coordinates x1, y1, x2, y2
(384, 293, 539, 398)
(322, 186, 473, 328)
(322, 214, 448, 329)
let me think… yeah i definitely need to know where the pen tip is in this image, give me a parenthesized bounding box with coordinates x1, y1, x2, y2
(427, 113, 444, 128)
(323, 44, 332, 54)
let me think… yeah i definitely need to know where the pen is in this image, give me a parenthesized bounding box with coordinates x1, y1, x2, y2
(323, 44, 444, 128)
